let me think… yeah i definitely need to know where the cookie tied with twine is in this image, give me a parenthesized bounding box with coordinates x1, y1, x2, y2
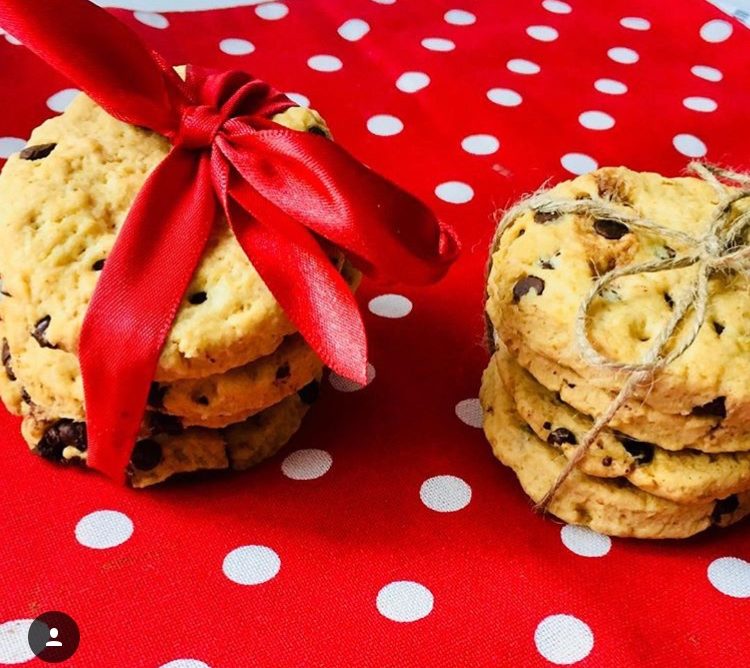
(486, 162, 750, 512)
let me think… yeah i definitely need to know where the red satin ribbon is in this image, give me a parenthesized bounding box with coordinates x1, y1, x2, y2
(0, 0, 459, 481)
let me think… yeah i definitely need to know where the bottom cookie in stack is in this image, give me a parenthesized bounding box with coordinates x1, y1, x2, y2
(480, 349, 750, 539)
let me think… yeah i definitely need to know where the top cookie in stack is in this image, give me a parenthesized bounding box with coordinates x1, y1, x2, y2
(0, 91, 359, 487)
(481, 166, 750, 538)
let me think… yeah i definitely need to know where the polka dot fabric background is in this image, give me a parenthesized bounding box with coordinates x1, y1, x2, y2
(1, 1, 750, 666)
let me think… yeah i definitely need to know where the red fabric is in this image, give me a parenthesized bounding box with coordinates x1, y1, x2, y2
(1, 1, 749, 666)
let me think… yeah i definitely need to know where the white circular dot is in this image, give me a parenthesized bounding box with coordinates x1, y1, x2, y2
(368, 294, 413, 318)
(507, 58, 540, 74)
(75, 510, 133, 549)
(620, 16, 650, 31)
(455, 398, 482, 428)
(307, 54, 343, 72)
(578, 110, 615, 130)
(487, 88, 523, 107)
(421, 37, 455, 52)
(4, 33, 21, 46)
(281, 449, 332, 480)
(444, 9, 476, 26)
(376, 581, 434, 622)
(607, 47, 639, 64)
(367, 114, 403, 137)
(0, 137, 26, 159)
(420, 475, 472, 512)
(372, 0, 395, 3)
(396, 71, 430, 93)
(707, 557, 750, 598)
(329, 363, 376, 392)
(159, 661, 211, 668)
(46, 88, 80, 113)
(535, 615, 594, 664)
(691, 65, 722, 82)
(338, 18, 370, 41)
(561, 152, 598, 175)
(673, 133, 707, 158)
(0, 619, 36, 664)
(223, 545, 280, 585)
(683, 96, 717, 112)
(594, 78, 627, 95)
(700, 19, 733, 43)
(134, 11, 169, 28)
(286, 92, 310, 107)
(560, 525, 612, 557)
(527, 25, 559, 42)
(461, 134, 500, 155)
(542, 0, 572, 14)
(255, 2, 288, 20)
(219, 38, 255, 56)
(435, 181, 474, 204)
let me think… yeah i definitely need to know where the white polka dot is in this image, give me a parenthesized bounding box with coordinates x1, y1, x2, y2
(507, 58, 540, 74)
(307, 54, 343, 72)
(46, 88, 80, 113)
(444, 9, 476, 26)
(535, 615, 594, 664)
(607, 47, 639, 64)
(561, 152, 598, 175)
(75, 510, 133, 549)
(578, 110, 615, 130)
(560, 525, 612, 557)
(329, 364, 376, 392)
(4, 33, 21, 46)
(594, 78, 627, 95)
(673, 133, 707, 158)
(223, 545, 280, 585)
(691, 65, 722, 82)
(159, 661, 211, 668)
(396, 71, 430, 93)
(421, 37, 455, 52)
(372, 0, 395, 4)
(368, 294, 413, 318)
(0, 137, 26, 159)
(219, 38, 255, 55)
(134, 11, 169, 28)
(338, 18, 370, 41)
(435, 181, 474, 204)
(700, 19, 733, 43)
(527, 25, 559, 42)
(281, 449, 332, 480)
(461, 134, 500, 155)
(420, 475, 472, 512)
(487, 88, 523, 107)
(286, 92, 310, 107)
(542, 0, 572, 14)
(255, 2, 288, 20)
(455, 398, 482, 428)
(620, 16, 650, 31)
(0, 619, 36, 664)
(707, 557, 750, 598)
(376, 581, 434, 622)
(683, 96, 717, 112)
(367, 114, 403, 137)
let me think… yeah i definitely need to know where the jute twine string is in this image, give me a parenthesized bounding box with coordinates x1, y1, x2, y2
(487, 162, 750, 512)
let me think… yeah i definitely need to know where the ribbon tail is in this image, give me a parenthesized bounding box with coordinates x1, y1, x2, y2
(81, 150, 216, 480)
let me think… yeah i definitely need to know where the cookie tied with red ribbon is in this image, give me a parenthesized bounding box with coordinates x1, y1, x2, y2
(0, 0, 458, 485)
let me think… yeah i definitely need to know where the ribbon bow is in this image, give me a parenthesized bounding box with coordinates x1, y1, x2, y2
(0, 0, 459, 480)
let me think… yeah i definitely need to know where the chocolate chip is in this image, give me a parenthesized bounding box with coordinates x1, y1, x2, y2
(2, 338, 15, 381)
(547, 428, 577, 446)
(308, 126, 328, 137)
(298, 380, 320, 405)
(21, 388, 32, 405)
(37, 419, 87, 461)
(188, 291, 207, 305)
(602, 456, 613, 467)
(593, 219, 630, 240)
(616, 434, 655, 465)
(194, 395, 209, 406)
(711, 494, 739, 524)
(512, 275, 545, 302)
(130, 439, 163, 471)
(663, 292, 674, 309)
(147, 412, 183, 436)
(596, 173, 631, 203)
(713, 321, 725, 336)
(564, 381, 577, 389)
(542, 421, 552, 430)
(534, 210, 559, 224)
(691, 397, 726, 418)
(275, 363, 291, 380)
(148, 382, 167, 409)
(92, 259, 105, 271)
(19, 143, 56, 161)
(32, 315, 57, 349)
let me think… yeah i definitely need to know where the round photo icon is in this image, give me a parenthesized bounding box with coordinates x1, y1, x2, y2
(27, 611, 80, 663)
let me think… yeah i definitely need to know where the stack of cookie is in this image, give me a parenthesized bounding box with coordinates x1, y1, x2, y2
(0, 92, 358, 487)
(481, 166, 750, 538)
